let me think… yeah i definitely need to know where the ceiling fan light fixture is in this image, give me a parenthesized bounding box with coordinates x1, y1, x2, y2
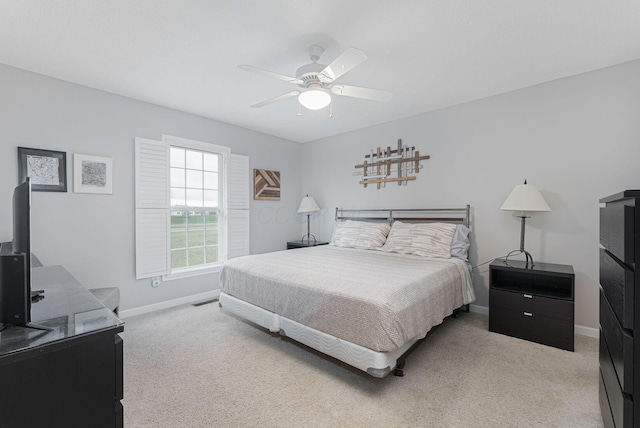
(298, 89, 331, 110)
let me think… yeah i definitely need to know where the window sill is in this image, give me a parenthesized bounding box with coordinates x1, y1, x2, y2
(163, 264, 222, 281)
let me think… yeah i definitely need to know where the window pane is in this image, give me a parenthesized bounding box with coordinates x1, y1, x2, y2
(188, 248, 205, 267)
(170, 147, 185, 168)
(170, 168, 185, 187)
(172, 249, 187, 269)
(171, 231, 187, 249)
(171, 188, 186, 206)
(170, 211, 186, 229)
(204, 190, 218, 207)
(204, 172, 217, 190)
(186, 170, 203, 189)
(205, 227, 218, 246)
(204, 153, 218, 172)
(186, 150, 202, 170)
(205, 246, 218, 264)
(188, 229, 204, 247)
(186, 189, 203, 207)
(187, 211, 204, 226)
(205, 211, 218, 226)
(168, 145, 223, 272)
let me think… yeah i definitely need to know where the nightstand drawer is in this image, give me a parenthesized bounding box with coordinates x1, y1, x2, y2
(600, 248, 634, 330)
(600, 289, 634, 394)
(489, 288, 573, 321)
(489, 304, 574, 351)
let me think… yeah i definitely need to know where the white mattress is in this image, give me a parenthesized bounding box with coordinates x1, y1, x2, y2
(220, 245, 474, 352)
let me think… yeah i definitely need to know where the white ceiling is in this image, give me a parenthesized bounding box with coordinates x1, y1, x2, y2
(1, 1, 639, 143)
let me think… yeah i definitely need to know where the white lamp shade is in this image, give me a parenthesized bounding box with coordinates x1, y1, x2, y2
(500, 183, 551, 212)
(298, 89, 331, 110)
(297, 196, 320, 213)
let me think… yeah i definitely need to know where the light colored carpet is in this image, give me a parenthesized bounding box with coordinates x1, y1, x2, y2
(122, 303, 603, 428)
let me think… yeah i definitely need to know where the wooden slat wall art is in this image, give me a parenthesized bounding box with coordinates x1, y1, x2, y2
(254, 168, 281, 200)
(354, 139, 430, 188)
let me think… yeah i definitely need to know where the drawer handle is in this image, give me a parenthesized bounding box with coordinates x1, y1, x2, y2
(524, 312, 533, 317)
(523, 294, 533, 299)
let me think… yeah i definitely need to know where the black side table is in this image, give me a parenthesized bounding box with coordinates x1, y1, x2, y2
(489, 258, 575, 351)
(286, 240, 329, 250)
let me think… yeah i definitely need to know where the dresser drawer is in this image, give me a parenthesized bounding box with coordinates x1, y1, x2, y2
(600, 289, 634, 394)
(600, 248, 634, 330)
(600, 333, 634, 428)
(599, 369, 615, 428)
(489, 288, 573, 321)
(600, 205, 635, 265)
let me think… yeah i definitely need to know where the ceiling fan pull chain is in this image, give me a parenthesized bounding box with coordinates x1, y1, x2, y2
(297, 102, 302, 116)
(329, 103, 333, 118)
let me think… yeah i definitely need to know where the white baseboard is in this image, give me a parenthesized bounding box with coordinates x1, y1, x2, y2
(466, 304, 599, 339)
(574, 324, 599, 338)
(119, 290, 220, 319)
(469, 304, 489, 315)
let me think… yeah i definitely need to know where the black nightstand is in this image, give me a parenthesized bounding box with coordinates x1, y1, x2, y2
(489, 259, 575, 351)
(286, 240, 329, 250)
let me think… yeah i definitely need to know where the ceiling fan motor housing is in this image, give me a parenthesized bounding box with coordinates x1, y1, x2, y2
(295, 62, 328, 89)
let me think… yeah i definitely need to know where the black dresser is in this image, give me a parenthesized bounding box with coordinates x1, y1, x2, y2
(599, 190, 640, 428)
(0, 266, 124, 427)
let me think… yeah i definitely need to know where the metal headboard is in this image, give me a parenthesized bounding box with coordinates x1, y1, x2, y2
(335, 205, 471, 228)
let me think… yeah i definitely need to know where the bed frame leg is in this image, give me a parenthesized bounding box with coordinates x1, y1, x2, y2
(393, 361, 406, 377)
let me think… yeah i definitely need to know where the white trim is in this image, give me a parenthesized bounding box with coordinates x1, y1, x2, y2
(119, 289, 220, 319)
(163, 265, 221, 281)
(162, 134, 231, 155)
(469, 304, 489, 315)
(472, 304, 599, 338)
(575, 324, 599, 338)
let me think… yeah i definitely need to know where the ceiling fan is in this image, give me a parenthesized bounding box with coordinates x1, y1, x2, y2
(238, 45, 392, 111)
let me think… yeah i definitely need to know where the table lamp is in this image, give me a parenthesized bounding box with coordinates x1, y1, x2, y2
(500, 180, 551, 267)
(297, 195, 321, 244)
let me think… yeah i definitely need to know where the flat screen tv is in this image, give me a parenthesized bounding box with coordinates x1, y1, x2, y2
(0, 178, 46, 330)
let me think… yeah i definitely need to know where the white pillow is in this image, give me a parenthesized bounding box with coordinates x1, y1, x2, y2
(451, 224, 471, 260)
(379, 221, 457, 258)
(331, 220, 391, 249)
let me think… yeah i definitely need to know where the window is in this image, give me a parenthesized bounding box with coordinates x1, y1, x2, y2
(135, 135, 249, 281)
(170, 147, 221, 270)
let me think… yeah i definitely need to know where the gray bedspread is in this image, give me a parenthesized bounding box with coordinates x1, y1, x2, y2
(220, 245, 475, 352)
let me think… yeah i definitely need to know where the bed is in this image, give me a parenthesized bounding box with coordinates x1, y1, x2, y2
(219, 207, 475, 377)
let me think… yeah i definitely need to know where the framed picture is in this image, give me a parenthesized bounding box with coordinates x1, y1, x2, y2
(74, 153, 113, 194)
(254, 169, 281, 200)
(17, 147, 67, 192)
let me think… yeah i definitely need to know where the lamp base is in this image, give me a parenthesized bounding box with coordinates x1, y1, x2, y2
(504, 249, 535, 268)
(300, 234, 317, 245)
(301, 213, 317, 245)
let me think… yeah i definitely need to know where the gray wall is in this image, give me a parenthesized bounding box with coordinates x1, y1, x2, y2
(0, 64, 303, 312)
(301, 59, 640, 330)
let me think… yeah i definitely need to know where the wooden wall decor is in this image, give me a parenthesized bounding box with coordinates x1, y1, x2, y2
(354, 139, 430, 189)
(254, 168, 281, 200)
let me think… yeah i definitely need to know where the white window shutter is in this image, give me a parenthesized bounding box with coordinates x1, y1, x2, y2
(135, 137, 170, 279)
(227, 154, 250, 258)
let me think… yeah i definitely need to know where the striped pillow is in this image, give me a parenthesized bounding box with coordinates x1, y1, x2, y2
(379, 221, 456, 258)
(331, 220, 391, 249)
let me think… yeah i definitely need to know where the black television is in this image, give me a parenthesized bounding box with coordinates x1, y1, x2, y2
(0, 178, 46, 330)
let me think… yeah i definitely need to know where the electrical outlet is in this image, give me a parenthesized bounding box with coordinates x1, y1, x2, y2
(151, 277, 161, 288)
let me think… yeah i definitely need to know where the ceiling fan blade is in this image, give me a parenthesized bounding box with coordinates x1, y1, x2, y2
(318, 48, 367, 83)
(250, 91, 300, 108)
(238, 65, 303, 85)
(331, 84, 392, 102)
